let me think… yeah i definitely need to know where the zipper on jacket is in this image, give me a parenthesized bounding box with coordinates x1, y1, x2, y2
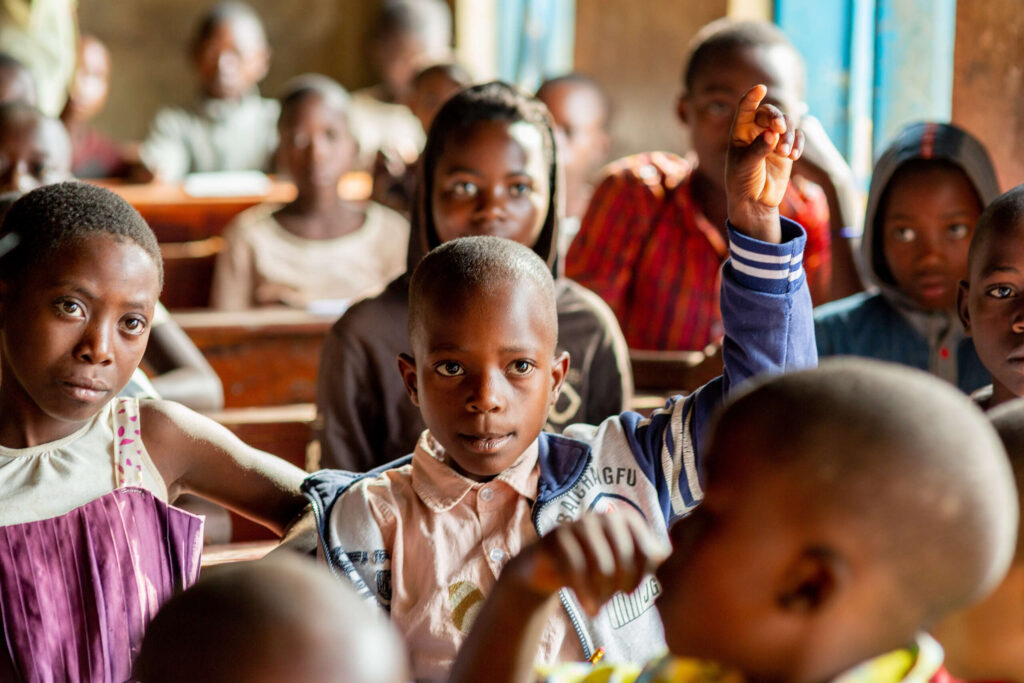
(532, 488, 596, 660)
(305, 492, 341, 580)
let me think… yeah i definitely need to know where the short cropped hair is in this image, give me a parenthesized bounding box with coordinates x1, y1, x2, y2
(682, 19, 805, 99)
(408, 235, 557, 347)
(135, 555, 407, 683)
(279, 73, 351, 122)
(536, 72, 611, 122)
(968, 184, 1024, 276)
(413, 61, 472, 91)
(0, 182, 162, 290)
(193, 1, 267, 49)
(372, 0, 451, 51)
(987, 399, 1024, 561)
(708, 358, 1018, 622)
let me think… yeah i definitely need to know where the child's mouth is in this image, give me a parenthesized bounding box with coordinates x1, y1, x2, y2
(457, 432, 514, 454)
(60, 379, 109, 402)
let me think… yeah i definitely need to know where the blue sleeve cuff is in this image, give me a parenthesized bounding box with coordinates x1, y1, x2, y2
(725, 216, 807, 295)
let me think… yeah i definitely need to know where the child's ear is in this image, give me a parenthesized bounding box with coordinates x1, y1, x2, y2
(549, 351, 570, 405)
(676, 93, 690, 127)
(397, 353, 420, 406)
(957, 280, 972, 335)
(775, 547, 846, 615)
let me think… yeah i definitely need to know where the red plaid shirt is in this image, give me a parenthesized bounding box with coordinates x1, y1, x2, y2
(566, 151, 830, 350)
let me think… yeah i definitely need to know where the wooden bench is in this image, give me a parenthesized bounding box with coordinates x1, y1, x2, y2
(175, 308, 336, 409)
(160, 237, 224, 309)
(629, 348, 723, 411)
(92, 172, 372, 243)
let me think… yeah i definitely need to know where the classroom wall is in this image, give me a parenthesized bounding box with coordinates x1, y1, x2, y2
(573, 0, 729, 161)
(79, 0, 388, 142)
(951, 0, 1024, 190)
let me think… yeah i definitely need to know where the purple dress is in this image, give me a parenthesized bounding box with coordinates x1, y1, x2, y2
(0, 401, 204, 683)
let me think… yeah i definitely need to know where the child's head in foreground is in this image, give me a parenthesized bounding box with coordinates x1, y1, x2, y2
(0, 53, 36, 106)
(400, 236, 567, 481)
(536, 73, 610, 188)
(678, 19, 806, 191)
(409, 61, 471, 132)
(191, 1, 270, 101)
(865, 122, 997, 313)
(276, 74, 356, 197)
(654, 359, 1017, 681)
(959, 185, 1024, 407)
(369, 0, 452, 103)
(0, 182, 162, 440)
(932, 398, 1024, 679)
(417, 81, 559, 266)
(0, 101, 71, 193)
(134, 554, 408, 683)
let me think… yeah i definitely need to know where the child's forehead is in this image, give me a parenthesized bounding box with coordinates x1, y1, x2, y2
(690, 42, 801, 94)
(970, 222, 1024, 277)
(440, 119, 546, 168)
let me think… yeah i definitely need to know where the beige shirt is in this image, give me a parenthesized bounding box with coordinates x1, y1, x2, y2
(337, 432, 583, 683)
(0, 398, 167, 525)
(210, 201, 410, 311)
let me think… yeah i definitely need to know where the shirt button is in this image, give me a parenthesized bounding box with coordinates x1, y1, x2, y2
(489, 547, 505, 562)
(479, 487, 494, 502)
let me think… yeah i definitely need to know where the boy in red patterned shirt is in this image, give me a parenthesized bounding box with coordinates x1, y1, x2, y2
(567, 19, 835, 352)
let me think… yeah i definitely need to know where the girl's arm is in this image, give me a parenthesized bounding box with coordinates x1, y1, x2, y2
(140, 400, 307, 536)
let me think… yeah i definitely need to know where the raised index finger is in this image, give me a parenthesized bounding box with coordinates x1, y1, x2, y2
(732, 84, 768, 139)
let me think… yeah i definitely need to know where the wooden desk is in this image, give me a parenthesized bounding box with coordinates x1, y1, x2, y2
(92, 172, 372, 243)
(629, 349, 723, 397)
(175, 308, 336, 408)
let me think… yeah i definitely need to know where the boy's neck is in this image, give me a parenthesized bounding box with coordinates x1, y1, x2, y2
(277, 188, 363, 241)
(691, 168, 729, 236)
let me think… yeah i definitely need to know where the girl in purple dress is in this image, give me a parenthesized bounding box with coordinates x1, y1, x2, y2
(0, 182, 308, 682)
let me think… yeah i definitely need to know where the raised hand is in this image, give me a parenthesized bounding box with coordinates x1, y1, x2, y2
(725, 84, 805, 243)
(507, 509, 668, 615)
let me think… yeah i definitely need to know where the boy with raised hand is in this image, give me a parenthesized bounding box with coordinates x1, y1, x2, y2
(304, 84, 814, 682)
(451, 360, 1018, 683)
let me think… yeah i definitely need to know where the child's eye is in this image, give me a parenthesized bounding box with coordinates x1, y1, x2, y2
(120, 315, 148, 336)
(986, 285, 1016, 299)
(450, 181, 477, 198)
(55, 299, 84, 317)
(508, 359, 535, 376)
(509, 181, 533, 198)
(435, 361, 465, 377)
(701, 100, 734, 118)
(948, 223, 971, 240)
(892, 227, 916, 243)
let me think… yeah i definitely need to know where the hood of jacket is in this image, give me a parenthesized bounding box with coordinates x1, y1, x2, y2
(862, 121, 1000, 307)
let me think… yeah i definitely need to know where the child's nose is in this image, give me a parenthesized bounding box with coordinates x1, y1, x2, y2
(473, 188, 507, 220)
(467, 370, 504, 413)
(74, 323, 114, 366)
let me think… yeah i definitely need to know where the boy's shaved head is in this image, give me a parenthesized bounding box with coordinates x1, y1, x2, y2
(194, 0, 267, 48)
(987, 399, 1024, 561)
(408, 236, 557, 349)
(682, 19, 805, 100)
(134, 555, 408, 683)
(967, 184, 1024, 277)
(709, 359, 1017, 621)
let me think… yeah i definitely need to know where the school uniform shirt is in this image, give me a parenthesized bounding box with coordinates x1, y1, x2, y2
(140, 89, 279, 181)
(330, 432, 581, 682)
(306, 219, 816, 680)
(209, 201, 410, 310)
(566, 151, 830, 351)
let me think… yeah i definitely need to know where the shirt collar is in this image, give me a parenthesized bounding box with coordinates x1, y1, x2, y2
(410, 431, 540, 512)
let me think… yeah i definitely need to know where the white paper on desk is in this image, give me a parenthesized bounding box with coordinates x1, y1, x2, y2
(306, 298, 352, 317)
(183, 171, 271, 197)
